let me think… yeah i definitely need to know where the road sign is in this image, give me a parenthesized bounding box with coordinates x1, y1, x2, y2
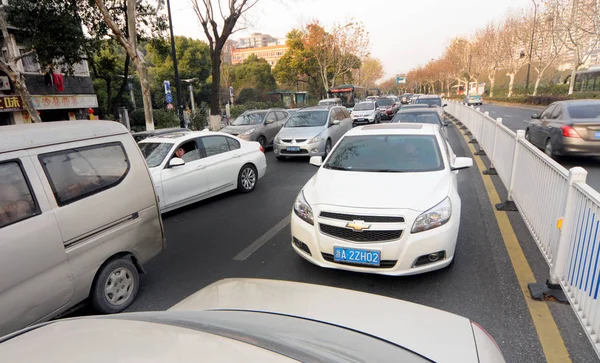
(396, 76, 407, 84)
(166, 103, 174, 110)
(166, 93, 173, 104)
(164, 80, 171, 94)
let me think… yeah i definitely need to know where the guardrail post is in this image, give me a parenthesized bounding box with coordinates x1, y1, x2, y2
(474, 111, 489, 156)
(528, 167, 587, 302)
(483, 118, 501, 175)
(464, 106, 473, 136)
(496, 129, 524, 212)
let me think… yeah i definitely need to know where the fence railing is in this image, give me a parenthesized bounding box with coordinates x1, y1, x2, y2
(444, 100, 600, 357)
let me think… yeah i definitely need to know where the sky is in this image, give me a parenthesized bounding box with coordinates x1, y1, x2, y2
(170, 0, 534, 80)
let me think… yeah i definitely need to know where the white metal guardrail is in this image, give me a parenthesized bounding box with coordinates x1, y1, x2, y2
(444, 100, 600, 357)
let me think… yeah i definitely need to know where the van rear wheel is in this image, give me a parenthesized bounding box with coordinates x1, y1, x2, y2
(91, 258, 139, 314)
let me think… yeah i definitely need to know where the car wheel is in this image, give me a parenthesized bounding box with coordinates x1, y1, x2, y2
(324, 139, 333, 158)
(91, 257, 139, 314)
(257, 136, 267, 148)
(276, 155, 286, 161)
(237, 164, 257, 193)
(545, 139, 554, 158)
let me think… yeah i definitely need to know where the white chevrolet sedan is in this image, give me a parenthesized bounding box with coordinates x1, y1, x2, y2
(139, 131, 267, 213)
(291, 123, 472, 275)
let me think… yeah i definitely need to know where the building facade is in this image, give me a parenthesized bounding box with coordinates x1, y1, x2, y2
(237, 33, 277, 49)
(231, 44, 289, 67)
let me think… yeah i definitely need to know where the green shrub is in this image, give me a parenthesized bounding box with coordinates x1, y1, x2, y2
(190, 102, 209, 130)
(127, 108, 179, 131)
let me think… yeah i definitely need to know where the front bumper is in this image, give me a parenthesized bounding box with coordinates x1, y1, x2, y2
(290, 205, 460, 276)
(352, 117, 376, 125)
(274, 139, 327, 157)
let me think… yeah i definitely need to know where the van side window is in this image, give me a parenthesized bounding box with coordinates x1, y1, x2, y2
(39, 143, 130, 206)
(0, 161, 39, 228)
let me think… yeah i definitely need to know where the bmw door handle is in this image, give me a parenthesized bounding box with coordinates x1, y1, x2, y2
(196, 164, 206, 170)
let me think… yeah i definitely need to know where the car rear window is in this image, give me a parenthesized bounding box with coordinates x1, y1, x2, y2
(415, 98, 442, 107)
(325, 135, 444, 173)
(376, 99, 393, 106)
(392, 112, 442, 126)
(354, 103, 375, 111)
(568, 104, 600, 119)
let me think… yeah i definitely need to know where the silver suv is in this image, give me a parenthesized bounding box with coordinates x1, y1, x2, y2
(221, 109, 290, 148)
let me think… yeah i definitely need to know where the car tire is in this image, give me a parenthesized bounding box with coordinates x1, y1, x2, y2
(324, 139, 333, 159)
(237, 164, 257, 193)
(545, 139, 554, 158)
(91, 257, 139, 314)
(257, 136, 267, 148)
(276, 155, 286, 161)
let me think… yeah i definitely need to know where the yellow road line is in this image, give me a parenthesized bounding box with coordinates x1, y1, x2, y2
(457, 124, 571, 363)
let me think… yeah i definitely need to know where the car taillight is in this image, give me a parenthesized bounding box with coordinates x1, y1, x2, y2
(561, 125, 581, 138)
(259, 145, 265, 153)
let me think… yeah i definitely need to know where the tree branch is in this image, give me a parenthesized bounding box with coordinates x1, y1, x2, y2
(13, 49, 36, 63)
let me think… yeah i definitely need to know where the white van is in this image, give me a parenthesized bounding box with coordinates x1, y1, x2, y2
(0, 121, 164, 336)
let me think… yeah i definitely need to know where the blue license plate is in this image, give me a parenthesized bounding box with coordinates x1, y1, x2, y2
(287, 146, 301, 152)
(594, 131, 600, 139)
(333, 247, 380, 266)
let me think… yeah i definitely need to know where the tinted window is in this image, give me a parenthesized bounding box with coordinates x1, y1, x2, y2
(265, 113, 276, 123)
(392, 112, 442, 126)
(39, 143, 130, 206)
(551, 105, 563, 120)
(324, 135, 444, 173)
(201, 136, 231, 157)
(376, 98, 393, 106)
(341, 108, 351, 118)
(0, 162, 38, 228)
(285, 111, 329, 127)
(139, 142, 174, 168)
(540, 105, 556, 119)
(276, 111, 288, 121)
(232, 112, 266, 126)
(568, 104, 600, 119)
(227, 137, 240, 150)
(354, 103, 375, 111)
(415, 98, 442, 107)
(333, 109, 344, 121)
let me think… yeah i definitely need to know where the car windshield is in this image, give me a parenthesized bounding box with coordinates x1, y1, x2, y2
(376, 99, 393, 106)
(354, 103, 375, 111)
(568, 104, 600, 119)
(285, 110, 329, 127)
(232, 112, 267, 126)
(139, 142, 174, 168)
(392, 112, 442, 126)
(324, 135, 444, 172)
(415, 98, 442, 107)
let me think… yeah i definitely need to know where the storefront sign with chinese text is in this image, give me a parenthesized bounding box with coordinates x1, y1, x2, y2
(0, 96, 23, 112)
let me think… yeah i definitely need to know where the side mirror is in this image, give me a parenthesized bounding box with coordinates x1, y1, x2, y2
(266, 119, 275, 124)
(443, 103, 448, 107)
(450, 157, 473, 171)
(169, 157, 185, 167)
(531, 113, 540, 119)
(332, 119, 341, 126)
(443, 121, 451, 127)
(310, 156, 323, 167)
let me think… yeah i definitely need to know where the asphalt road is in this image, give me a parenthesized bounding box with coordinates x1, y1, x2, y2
(103, 122, 597, 362)
(478, 103, 600, 191)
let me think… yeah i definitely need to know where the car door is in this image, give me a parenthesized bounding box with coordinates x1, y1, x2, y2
(328, 108, 344, 144)
(198, 135, 242, 194)
(531, 105, 555, 146)
(264, 111, 287, 146)
(0, 153, 73, 336)
(340, 107, 353, 133)
(545, 104, 566, 144)
(539, 105, 560, 145)
(160, 139, 207, 208)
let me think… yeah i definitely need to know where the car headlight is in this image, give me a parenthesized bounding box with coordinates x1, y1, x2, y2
(241, 128, 256, 136)
(411, 197, 452, 233)
(293, 191, 313, 225)
(309, 132, 324, 144)
(368, 112, 376, 119)
(275, 134, 281, 143)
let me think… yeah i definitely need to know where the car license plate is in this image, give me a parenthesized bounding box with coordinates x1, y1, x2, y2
(594, 131, 600, 139)
(287, 146, 301, 152)
(333, 247, 380, 266)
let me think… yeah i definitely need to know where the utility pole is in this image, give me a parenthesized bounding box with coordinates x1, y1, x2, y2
(525, 0, 538, 91)
(166, 0, 185, 128)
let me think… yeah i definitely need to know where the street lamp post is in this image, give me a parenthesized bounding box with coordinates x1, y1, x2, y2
(182, 78, 199, 113)
(166, 0, 185, 128)
(525, 0, 538, 91)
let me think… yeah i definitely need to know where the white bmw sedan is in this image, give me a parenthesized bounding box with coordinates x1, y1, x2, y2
(291, 123, 472, 275)
(139, 131, 266, 213)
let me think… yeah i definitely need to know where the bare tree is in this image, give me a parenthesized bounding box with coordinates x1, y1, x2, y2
(479, 23, 504, 97)
(95, 0, 155, 130)
(190, 0, 260, 128)
(499, 13, 528, 97)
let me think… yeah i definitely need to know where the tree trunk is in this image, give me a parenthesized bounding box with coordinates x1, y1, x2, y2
(210, 51, 222, 115)
(568, 65, 577, 95)
(488, 74, 495, 98)
(0, 62, 41, 123)
(507, 73, 515, 98)
(134, 58, 154, 131)
(105, 78, 113, 117)
(111, 55, 130, 117)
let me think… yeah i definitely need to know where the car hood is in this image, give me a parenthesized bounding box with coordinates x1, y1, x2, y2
(277, 126, 325, 139)
(170, 278, 481, 363)
(221, 124, 257, 134)
(303, 168, 450, 211)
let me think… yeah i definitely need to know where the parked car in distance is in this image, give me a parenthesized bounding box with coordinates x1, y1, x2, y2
(464, 95, 483, 106)
(318, 98, 342, 106)
(220, 109, 289, 148)
(138, 131, 267, 213)
(132, 127, 191, 142)
(273, 106, 353, 161)
(0, 121, 165, 337)
(350, 101, 380, 125)
(292, 123, 472, 276)
(0, 278, 505, 363)
(526, 100, 600, 158)
(375, 97, 397, 120)
(401, 93, 413, 104)
(414, 95, 447, 120)
(392, 109, 450, 139)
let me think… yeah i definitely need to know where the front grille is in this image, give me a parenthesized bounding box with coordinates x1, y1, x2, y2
(319, 224, 402, 242)
(322, 253, 397, 268)
(320, 212, 404, 223)
(281, 139, 307, 143)
(281, 149, 309, 155)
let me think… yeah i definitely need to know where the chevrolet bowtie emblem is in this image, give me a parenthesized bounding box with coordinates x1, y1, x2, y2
(346, 220, 371, 232)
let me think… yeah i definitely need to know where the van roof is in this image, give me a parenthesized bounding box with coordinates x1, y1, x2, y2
(0, 121, 130, 154)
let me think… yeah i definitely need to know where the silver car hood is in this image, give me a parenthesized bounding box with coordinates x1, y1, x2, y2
(277, 126, 325, 139)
